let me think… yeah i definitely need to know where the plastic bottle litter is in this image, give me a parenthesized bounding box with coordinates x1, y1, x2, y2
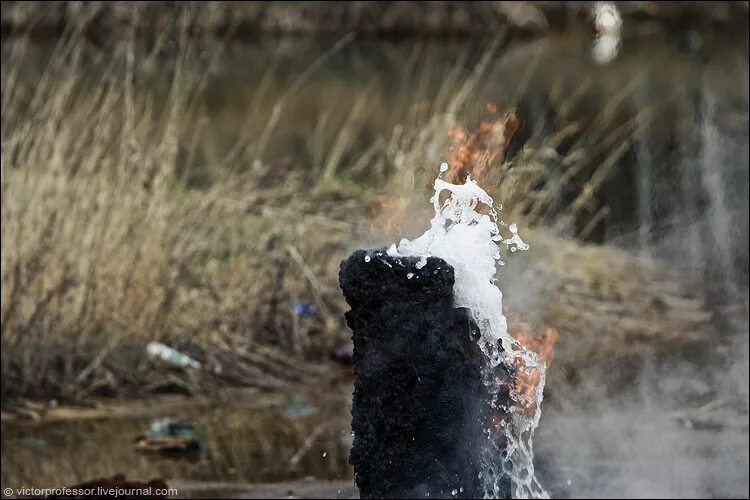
(146, 342, 201, 369)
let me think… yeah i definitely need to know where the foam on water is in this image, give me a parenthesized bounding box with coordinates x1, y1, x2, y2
(392, 163, 547, 499)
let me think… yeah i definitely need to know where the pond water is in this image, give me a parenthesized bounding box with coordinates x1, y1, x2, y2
(1, 393, 354, 496)
(2, 391, 746, 498)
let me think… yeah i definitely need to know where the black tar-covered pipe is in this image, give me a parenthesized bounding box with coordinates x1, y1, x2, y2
(340, 248, 511, 499)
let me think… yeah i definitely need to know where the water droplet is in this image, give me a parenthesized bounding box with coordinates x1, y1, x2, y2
(451, 489, 458, 496)
(406, 273, 414, 279)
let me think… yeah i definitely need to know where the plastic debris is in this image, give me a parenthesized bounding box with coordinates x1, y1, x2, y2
(146, 342, 201, 369)
(135, 418, 201, 454)
(292, 301, 317, 316)
(283, 394, 318, 418)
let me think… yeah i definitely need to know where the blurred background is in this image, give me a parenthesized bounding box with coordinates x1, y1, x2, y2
(1, 2, 748, 498)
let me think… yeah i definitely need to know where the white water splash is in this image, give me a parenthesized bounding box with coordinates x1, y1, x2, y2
(391, 165, 547, 499)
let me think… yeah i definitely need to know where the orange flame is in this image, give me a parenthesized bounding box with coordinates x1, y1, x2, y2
(491, 316, 559, 433)
(444, 106, 557, 422)
(369, 105, 557, 424)
(507, 313, 559, 417)
(369, 103, 519, 238)
(443, 104, 519, 187)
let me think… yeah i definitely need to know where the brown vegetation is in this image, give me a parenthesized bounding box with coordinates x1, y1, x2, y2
(1, 4, 720, 405)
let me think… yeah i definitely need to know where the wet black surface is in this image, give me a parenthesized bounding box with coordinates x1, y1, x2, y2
(340, 249, 510, 499)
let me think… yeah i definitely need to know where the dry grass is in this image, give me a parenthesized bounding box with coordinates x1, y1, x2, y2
(0, 12, 362, 400)
(2, 4, 701, 402)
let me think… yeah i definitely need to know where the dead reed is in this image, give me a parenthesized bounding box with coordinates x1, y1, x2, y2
(2, 4, 713, 402)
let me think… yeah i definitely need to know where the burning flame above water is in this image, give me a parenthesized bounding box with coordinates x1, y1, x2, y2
(508, 317, 559, 418)
(380, 106, 558, 499)
(444, 102, 519, 187)
(443, 106, 559, 427)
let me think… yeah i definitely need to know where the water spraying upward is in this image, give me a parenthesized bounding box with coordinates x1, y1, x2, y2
(391, 163, 548, 499)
